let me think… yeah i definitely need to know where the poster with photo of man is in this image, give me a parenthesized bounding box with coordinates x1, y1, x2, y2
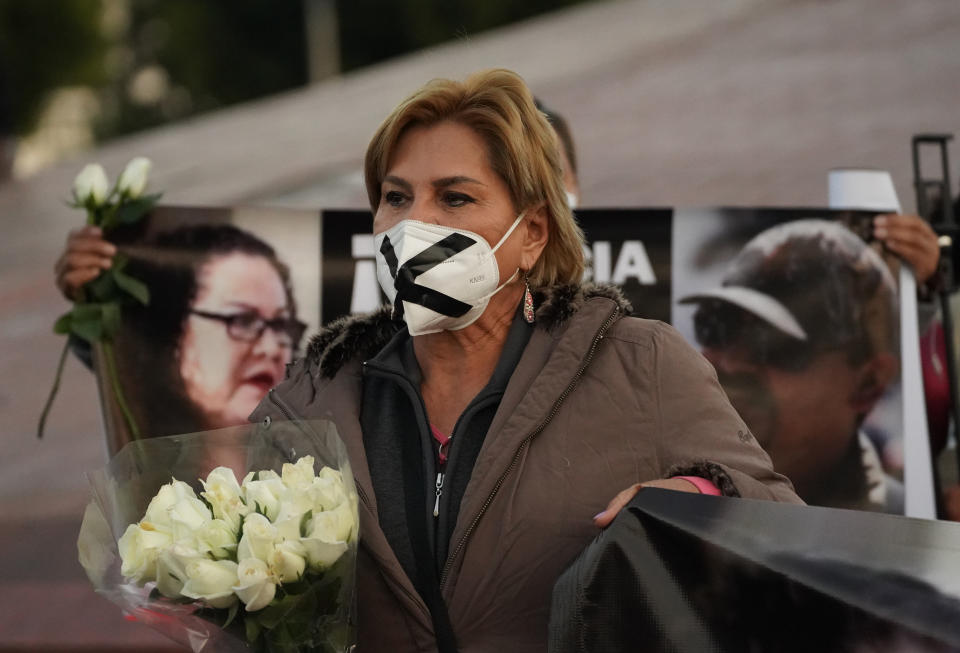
(671, 208, 912, 515)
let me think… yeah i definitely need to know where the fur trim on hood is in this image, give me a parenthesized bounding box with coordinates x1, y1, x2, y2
(306, 283, 632, 378)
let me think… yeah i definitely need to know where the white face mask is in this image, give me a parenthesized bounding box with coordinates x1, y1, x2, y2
(374, 213, 525, 336)
(566, 191, 579, 209)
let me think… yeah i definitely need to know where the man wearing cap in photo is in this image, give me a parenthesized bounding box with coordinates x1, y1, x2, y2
(681, 219, 902, 512)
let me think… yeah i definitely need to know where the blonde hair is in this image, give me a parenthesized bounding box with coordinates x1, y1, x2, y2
(364, 68, 585, 287)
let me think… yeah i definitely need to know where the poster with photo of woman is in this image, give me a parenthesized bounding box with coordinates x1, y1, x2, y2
(93, 205, 320, 454)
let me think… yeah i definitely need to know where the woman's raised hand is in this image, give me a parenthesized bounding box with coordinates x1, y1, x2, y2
(873, 214, 940, 285)
(592, 478, 701, 528)
(54, 225, 117, 301)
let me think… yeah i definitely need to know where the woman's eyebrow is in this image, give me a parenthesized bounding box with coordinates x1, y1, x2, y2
(382, 175, 413, 193)
(433, 175, 484, 189)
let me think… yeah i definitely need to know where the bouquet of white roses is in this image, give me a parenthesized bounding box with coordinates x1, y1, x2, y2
(79, 419, 358, 652)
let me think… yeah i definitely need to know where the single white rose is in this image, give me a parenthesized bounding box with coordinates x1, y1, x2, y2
(73, 163, 109, 206)
(308, 473, 348, 513)
(243, 473, 286, 521)
(273, 488, 313, 537)
(117, 156, 152, 198)
(195, 519, 238, 560)
(182, 559, 240, 609)
(310, 500, 356, 544)
(234, 558, 276, 612)
(201, 467, 248, 532)
(237, 512, 279, 562)
(168, 495, 213, 542)
(300, 535, 347, 572)
(155, 543, 201, 599)
(270, 539, 307, 583)
(117, 522, 172, 583)
(281, 456, 316, 491)
(143, 479, 198, 532)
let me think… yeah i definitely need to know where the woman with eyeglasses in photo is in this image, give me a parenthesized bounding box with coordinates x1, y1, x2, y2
(56, 223, 306, 440)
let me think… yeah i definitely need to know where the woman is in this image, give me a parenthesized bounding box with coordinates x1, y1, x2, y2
(251, 69, 800, 652)
(56, 223, 305, 440)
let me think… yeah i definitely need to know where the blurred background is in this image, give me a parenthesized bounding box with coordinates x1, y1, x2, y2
(1, 0, 959, 650)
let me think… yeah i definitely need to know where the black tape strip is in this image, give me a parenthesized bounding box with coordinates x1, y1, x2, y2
(381, 232, 477, 319)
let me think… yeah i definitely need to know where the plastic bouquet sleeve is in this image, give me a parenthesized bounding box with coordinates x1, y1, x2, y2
(78, 418, 358, 652)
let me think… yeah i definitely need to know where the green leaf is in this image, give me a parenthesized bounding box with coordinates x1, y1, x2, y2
(86, 269, 117, 302)
(299, 509, 313, 538)
(223, 600, 240, 629)
(115, 193, 162, 225)
(113, 268, 150, 305)
(101, 301, 121, 340)
(53, 311, 72, 335)
(69, 303, 103, 344)
(245, 615, 262, 644)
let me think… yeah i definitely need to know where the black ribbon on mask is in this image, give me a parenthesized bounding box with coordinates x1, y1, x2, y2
(380, 232, 476, 320)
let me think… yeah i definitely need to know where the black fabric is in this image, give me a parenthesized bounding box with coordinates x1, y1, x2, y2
(68, 333, 94, 369)
(549, 489, 960, 653)
(360, 303, 533, 651)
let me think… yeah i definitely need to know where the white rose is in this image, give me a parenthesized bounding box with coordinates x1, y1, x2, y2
(201, 467, 248, 532)
(168, 495, 213, 542)
(273, 489, 313, 540)
(237, 513, 279, 562)
(281, 456, 316, 491)
(117, 522, 172, 584)
(270, 539, 307, 583)
(300, 536, 347, 572)
(310, 500, 356, 544)
(233, 558, 276, 612)
(155, 543, 201, 599)
(242, 472, 286, 521)
(309, 473, 348, 513)
(195, 519, 238, 560)
(182, 559, 240, 609)
(73, 163, 109, 206)
(116, 156, 151, 198)
(143, 479, 198, 532)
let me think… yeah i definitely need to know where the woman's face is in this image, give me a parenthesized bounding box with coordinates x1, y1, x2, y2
(373, 120, 533, 283)
(178, 253, 293, 429)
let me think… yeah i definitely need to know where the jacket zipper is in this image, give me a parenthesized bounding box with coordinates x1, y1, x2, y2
(439, 305, 621, 589)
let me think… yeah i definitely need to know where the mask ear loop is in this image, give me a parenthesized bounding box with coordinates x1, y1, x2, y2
(490, 211, 526, 254)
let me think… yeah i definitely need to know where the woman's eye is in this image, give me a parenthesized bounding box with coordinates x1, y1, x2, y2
(384, 190, 406, 207)
(443, 192, 474, 208)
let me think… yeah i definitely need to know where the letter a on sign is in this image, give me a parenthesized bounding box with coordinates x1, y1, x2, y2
(612, 241, 657, 285)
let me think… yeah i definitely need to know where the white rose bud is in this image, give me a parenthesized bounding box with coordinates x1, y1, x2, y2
(310, 468, 348, 512)
(270, 539, 307, 583)
(73, 163, 109, 206)
(182, 559, 240, 610)
(195, 519, 238, 560)
(281, 456, 316, 491)
(233, 558, 276, 612)
(300, 535, 347, 572)
(243, 473, 286, 521)
(273, 489, 312, 537)
(117, 522, 172, 584)
(143, 479, 198, 532)
(155, 543, 200, 598)
(201, 467, 248, 532)
(310, 500, 356, 544)
(237, 513, 279, 562)
(116, 156, 152, 198)
(168, 495, 213, 542)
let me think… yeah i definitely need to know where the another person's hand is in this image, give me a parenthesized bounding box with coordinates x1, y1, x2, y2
(54, 225, 116, 301)
(873, 214, 940, 285)
(944, 484, 960, 522)
(593, 477, 701, 528)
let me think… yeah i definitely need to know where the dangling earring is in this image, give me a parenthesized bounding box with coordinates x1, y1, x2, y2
(523, 272, 535, 324)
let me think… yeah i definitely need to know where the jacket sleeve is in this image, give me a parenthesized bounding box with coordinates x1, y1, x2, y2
(648, 322, 802, 503)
